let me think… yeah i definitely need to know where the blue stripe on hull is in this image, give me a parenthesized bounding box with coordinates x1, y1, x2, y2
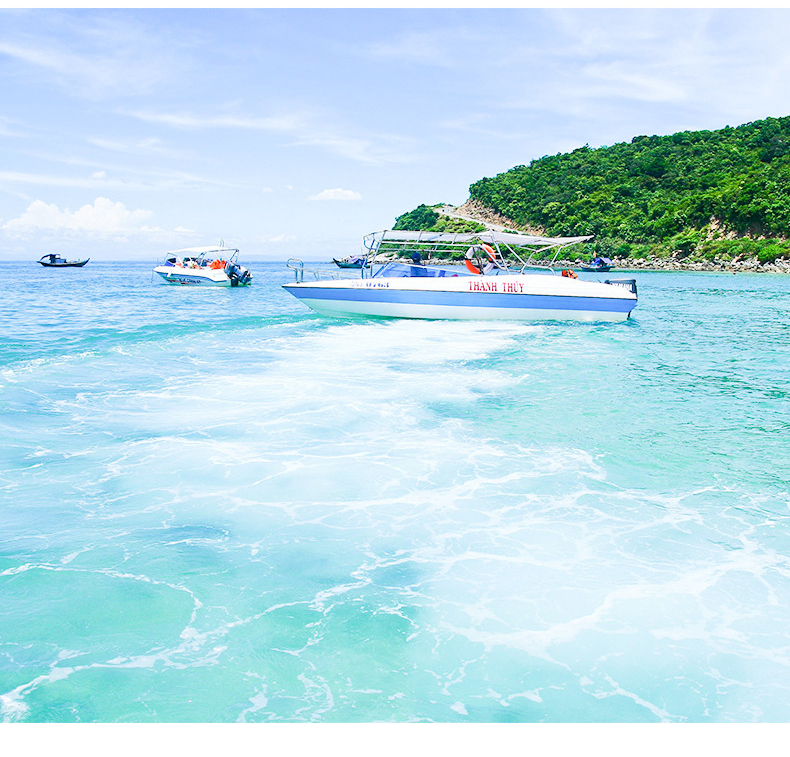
(283, 285, 636, 315)
(156, 272, 231, 286)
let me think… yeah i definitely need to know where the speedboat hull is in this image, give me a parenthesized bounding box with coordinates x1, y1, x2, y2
(154, 266, 250, 286)
(283, 274, 637, 322)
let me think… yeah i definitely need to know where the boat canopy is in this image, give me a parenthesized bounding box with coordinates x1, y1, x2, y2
(365, 230, 593, 248)
(362, 228, 593, 274)
(374, 230, 593, 247)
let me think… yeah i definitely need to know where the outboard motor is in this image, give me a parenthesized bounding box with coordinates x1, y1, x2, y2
(224, 261, 252, 286)
(604, 278, 637, 296)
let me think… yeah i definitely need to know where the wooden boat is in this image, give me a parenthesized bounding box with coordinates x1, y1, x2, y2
(38, 254, 89, 267)
(580, 256, 613, 273)
(333, 256, 368, 269)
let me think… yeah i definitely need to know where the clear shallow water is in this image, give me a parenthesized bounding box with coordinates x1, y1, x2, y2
(1, 261, 789, 723)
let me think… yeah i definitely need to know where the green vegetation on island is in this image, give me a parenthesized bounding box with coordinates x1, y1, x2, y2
(394, 205, 486, 234)
(396, 116, 790, 266)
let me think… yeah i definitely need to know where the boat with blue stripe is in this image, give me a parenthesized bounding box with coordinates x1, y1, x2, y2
(283, 230, 637, 322)
(153, 243, 252, 287)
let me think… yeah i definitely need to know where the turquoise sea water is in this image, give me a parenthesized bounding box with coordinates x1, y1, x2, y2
(1, 261, 789, 723)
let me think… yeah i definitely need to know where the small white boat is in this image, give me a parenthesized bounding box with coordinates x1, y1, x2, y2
(153, 244, 252, 287)
(283, 230, 637, 322)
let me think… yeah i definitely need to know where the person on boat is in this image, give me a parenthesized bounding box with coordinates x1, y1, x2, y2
(410, 252, 428, 276)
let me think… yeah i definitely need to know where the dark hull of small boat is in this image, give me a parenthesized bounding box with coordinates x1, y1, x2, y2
(38, 259, 90, 267)
(333, 258, 365, 269)
(580, 265, 613, 273)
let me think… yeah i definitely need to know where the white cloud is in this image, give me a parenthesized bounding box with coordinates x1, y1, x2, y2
(3, 197, 155, 237)
(308, 188, 362, 201)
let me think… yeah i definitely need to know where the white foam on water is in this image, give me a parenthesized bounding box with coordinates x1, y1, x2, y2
(5, 285, 790, 722)
(236, 682, 269, 723)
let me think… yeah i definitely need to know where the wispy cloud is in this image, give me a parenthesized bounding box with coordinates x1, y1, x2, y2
(575, 62, 688, 104)
(0, 165, 241, 193)
(125, 110, 303, 132)
(495, 9, 790, 129)
(0, 17, 180, 100)
(293, 130, 414, 165)
(439, 114, 530, 141)
(0, 170, 115, 190)
(366, 31, 464, 67)
(86, 136, 190, 160)
(308, 188, 362, 201)
(258, 233, 296, 243)
(125, 108, 415, 165)
(0, 115, 31, 139)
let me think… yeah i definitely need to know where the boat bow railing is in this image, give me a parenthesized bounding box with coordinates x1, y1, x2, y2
(287, 258, 361, 283)
(287, 258, 305, 282)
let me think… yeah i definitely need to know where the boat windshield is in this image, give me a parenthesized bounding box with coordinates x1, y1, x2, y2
(163, 246, 239, 267)
(372, 262, 473, 279)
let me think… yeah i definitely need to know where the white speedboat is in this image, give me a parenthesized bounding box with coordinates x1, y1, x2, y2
(153, 244, 252, 286)
(283, 230, 637, 322)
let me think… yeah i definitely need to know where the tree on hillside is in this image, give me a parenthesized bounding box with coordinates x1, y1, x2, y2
(396, 116, 790, 262)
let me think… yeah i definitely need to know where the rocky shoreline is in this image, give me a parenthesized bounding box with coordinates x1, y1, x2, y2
(434, 203, 790, 274)
(561, 256, 790, 274)
(402, 255, 790, 274)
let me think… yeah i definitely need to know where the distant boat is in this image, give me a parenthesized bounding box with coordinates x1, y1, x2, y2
(37, 254, 89, 268)
(580, 256, 614, 273)
(333, 256, 368, 269)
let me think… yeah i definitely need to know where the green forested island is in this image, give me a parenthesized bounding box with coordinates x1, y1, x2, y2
(395, 115, 790, 267)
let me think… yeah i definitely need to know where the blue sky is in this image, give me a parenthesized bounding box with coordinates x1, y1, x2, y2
(2, 7, 790, 261)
